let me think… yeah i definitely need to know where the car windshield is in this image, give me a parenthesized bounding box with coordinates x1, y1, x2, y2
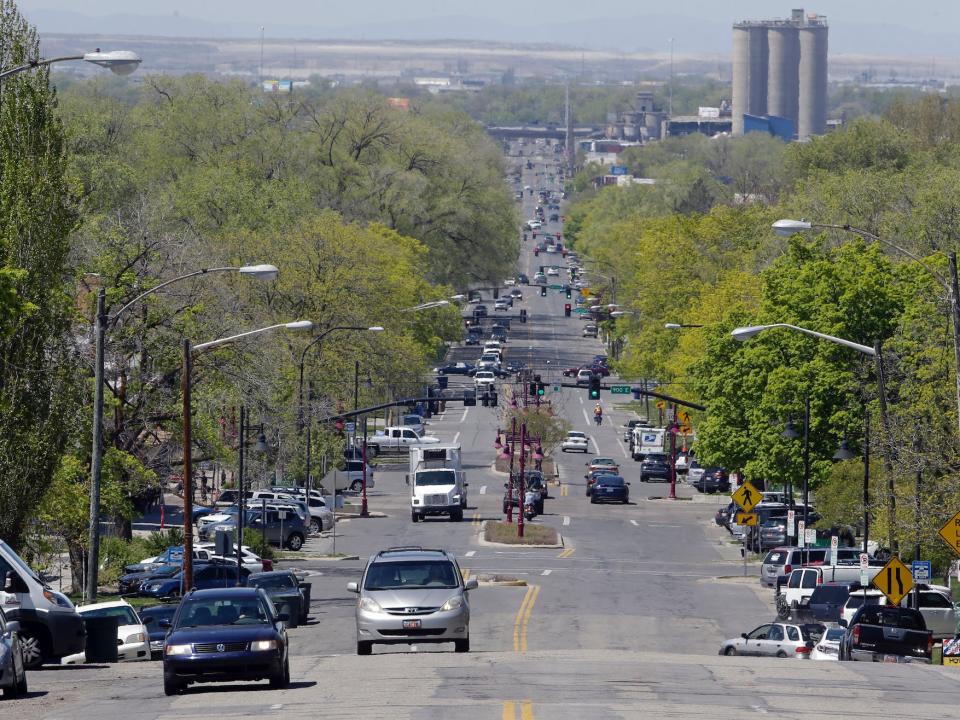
(568, 432, 586, 439)
(176, 597, 270, 627)
(140, 607, 176, 624)
(80, 605, 140, 625)
(846, 593, 883, 609)
(364, 560, 459, 590)
(645, 454, 668, 462)
(799, 624, 826, 641)
(592, 458, 615, 465)
(824, 627, 845, 642)
(249, 574, 297, 591)
(146, 564, 180, 576)
(416, 470, 457, 486)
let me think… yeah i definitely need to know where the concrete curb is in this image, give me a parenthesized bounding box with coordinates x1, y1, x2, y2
(476, 520, 565, 549)
(279, 554, 360, 562)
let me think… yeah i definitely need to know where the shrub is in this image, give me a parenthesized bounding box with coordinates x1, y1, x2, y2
(243, 528, 275, 560)
(144, 528, 184, 556)
(99, 536, 152, 587)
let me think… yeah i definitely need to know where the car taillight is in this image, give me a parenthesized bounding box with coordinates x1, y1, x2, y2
(795, 646, 811, 655)
(784, 565, 792, 575)
(817, 574, 822, 585)
(852, 625, 860, 646)
(927, 635, 934, 655)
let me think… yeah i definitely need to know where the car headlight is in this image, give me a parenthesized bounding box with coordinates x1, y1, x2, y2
(165, 644, 192, 656)
(125, 632, 146, 644)
(251, 639, 278, 651)
(42, 589, 74, 609)
(359, 597, 383, 613)
(452, 494, 461, 501)
(441, 595, 464, 611)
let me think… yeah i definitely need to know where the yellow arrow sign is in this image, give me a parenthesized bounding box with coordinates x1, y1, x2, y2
(735, 512, 758, 526)
(731, 480, 761, 513)
(872, 556, 914, 606)
(938, 511, 960, 554)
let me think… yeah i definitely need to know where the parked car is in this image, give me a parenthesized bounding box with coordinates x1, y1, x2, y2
(692, 467, 730, 493)
(162, 587, 290, 695)
(140, 562, 251, 600)
(139, 605, 177, 659)
(62, 600, 151, 664)
(562, 366, 582, 377)
(839, 605, 932, 663)
(807, 582, 861, 624)
(119, 563, 181, 596)
(719, 621, 825, 658)
(674, 452, 693, 473)
(687, 461, 705, 484)
(583, 324, 598, 338)
(639, 453, 671, 482)
(0, 606, 27, 696)
(348, 547, 477, 655)
(623, 419, 646, 443)
(810, 626, 845, 661)
(435, 362, 476, 375)
(760, 547, 828, 588)
(590, 475, 629, 504)
(561, 431, 589, 453)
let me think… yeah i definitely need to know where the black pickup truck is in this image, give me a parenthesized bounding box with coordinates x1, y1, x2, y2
(839, 605, 932, 663)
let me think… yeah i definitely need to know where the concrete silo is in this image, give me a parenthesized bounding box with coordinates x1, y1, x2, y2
(732, 23, 768, 136)
(766, 24, 799, 126)
(798, 20, 829, 139)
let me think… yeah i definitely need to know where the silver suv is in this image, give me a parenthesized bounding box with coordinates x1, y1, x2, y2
(347, 547, 477, 655)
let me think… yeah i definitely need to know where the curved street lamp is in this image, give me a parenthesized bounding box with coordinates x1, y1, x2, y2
(0, 49, 142, 81)
(181, 319, 313, 588)
(86, 263, 278, 603)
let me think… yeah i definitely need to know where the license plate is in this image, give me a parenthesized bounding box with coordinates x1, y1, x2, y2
(402, 619, 421, 629)
(883, 655, 899, 663)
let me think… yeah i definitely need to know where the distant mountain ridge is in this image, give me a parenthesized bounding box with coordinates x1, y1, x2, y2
(21, 8, 960, 57)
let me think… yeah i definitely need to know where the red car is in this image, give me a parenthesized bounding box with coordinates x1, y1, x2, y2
(562, 366, 582, 377)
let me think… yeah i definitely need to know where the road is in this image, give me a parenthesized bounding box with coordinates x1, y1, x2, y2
(12, 143, 960, 719)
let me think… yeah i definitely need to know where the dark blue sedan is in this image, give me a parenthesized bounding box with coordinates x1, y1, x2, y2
(590, 475, 630, 504)
(140, 563, 250, 599)
(139, 604, 177, 659)
(162, 587, 289, 695)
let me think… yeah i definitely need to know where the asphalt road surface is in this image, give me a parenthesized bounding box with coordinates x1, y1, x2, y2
(12, 145, 960, 719)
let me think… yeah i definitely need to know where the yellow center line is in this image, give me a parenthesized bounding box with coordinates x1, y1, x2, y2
(558, 547, 575, 558)
(503, 701, 516, 720)
(521, 700, 535, 720)
(512, 585, 535, 652)
(520, 586, 539, 652)
(560, 484, 568, 497)
(472, 512, 481, 527)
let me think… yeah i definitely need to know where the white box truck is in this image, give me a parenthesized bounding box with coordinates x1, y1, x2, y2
(632, 427, 666, 461)
(406, 444, 467, 522)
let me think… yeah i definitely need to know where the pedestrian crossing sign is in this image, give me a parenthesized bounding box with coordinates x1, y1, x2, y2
(731, 481, 761, 513)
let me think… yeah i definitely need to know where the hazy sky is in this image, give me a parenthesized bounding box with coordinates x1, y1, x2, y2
(16, 0, 959, 29)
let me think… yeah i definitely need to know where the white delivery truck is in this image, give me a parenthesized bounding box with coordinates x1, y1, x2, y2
(632, 427, 666, 461)
(406, 444, 467, 523)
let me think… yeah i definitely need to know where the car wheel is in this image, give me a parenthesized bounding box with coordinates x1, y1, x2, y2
(590, 496, 597, 504)
(723, 646, 737, 656)
(286, 533, 304, 551)
(17, 627, 47, 669)
(411, 511, 420, 523)
(622, 498, 629, 504)
(309, 518, 322, 534)
(776, 651, 787, 659)
(454, 637, 470, 653)
(163, 671, 184, 696)
(357, 641, 373, 656)
(269, 658, 291, 688)
(14, 658, 27, 696)
(450, 509, 464, 522)
(351, 479, 363, 493)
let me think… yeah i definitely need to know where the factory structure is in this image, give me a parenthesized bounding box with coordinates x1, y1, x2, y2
(732, 9, 828, 140)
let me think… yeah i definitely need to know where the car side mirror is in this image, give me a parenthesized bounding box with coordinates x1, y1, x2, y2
(464, 577, 479, 591)
(838, 619, 847, 628)
(347, 582, 359, 593)
(158, 619, 171, 628)
(5, 620, 20, 636)
(4, 571, 26, 594)
(741, 633, 747, 639)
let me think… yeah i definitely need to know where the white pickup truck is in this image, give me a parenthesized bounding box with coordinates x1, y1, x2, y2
(780, 565, 884, 616)
(365, 426, 440, 456)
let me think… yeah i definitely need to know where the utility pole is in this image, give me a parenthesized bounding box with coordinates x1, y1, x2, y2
(874, 341, 897, 553)
(668, 38, 674, 118)
(181, 339, 194, 591)
(948, 253, 960, 436)
(85, 288, 107, 603)
(564, 81, 574, 177)
(259, 26, 265, 84)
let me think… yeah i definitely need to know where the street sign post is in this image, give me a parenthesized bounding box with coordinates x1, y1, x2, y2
(872, 556, 914, 606)
(731, 481, 761, 513)
(830, 536, 838, 566)
(859, 552, 869, 586)
(938, 510, 960, 554)
(787, 510, 795, 539)
(805, 528, 817, 546)
(911, 560, 932, 582)
(797, 520, 806, 547)
(735, 512, 758, 526)
(610, 385, 631, 394)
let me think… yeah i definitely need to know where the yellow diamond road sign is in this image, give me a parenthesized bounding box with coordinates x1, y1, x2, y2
(872, 556, 914, 607)
(938, 511, 960, 554)
(731, 481, 761, 513)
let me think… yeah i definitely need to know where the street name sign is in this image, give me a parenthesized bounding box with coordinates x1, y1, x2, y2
(872, 556, 914, 606)
(610, 385, 631, 394)
(731, 480, 761, 513)
(938, 510, 960, 554)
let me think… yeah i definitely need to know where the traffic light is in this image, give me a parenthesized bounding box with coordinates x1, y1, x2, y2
(564, 303, 571, 317)
(534, 375, 545, 397)
(540, 286, 547, 297)
(565, 288, 572, 299)
(520, 309, 527, 324)
(589, 374, 601, 400)
(537, 382, 546, 397)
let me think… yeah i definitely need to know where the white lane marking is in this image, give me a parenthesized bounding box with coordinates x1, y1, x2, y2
(582, 408, 590, 425)
(460, 408, 469, 423)
(579, 395, 583, 404)
(270, 705, 283, 710)
(591, 436, 601, 454)
(541, 569, 552, 576)
(630, 520, 639, 526)
(618, 441, 629, 459)
(480, 485, 487, 495)
(562, 516, 570, 526)
(452, 432, 460, 445)
(465, 551, 476, 557)
(647, 524, 683, 528)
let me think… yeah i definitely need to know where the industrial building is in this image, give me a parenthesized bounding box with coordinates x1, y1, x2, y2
(604, 91, 666, 143)
(732, 8, 828, 140)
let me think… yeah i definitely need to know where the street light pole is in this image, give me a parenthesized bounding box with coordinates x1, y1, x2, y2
(85, 263, 277, 602)
(0, 50, 142, 81)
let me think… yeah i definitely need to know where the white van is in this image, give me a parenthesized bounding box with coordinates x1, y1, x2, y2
(0, 540, 85, 667)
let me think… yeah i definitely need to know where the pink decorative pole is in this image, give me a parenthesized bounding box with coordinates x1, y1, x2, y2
(518, 423, 527, 538)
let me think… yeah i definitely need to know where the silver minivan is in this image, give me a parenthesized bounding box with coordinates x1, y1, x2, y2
(348, 547, 478, 655)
